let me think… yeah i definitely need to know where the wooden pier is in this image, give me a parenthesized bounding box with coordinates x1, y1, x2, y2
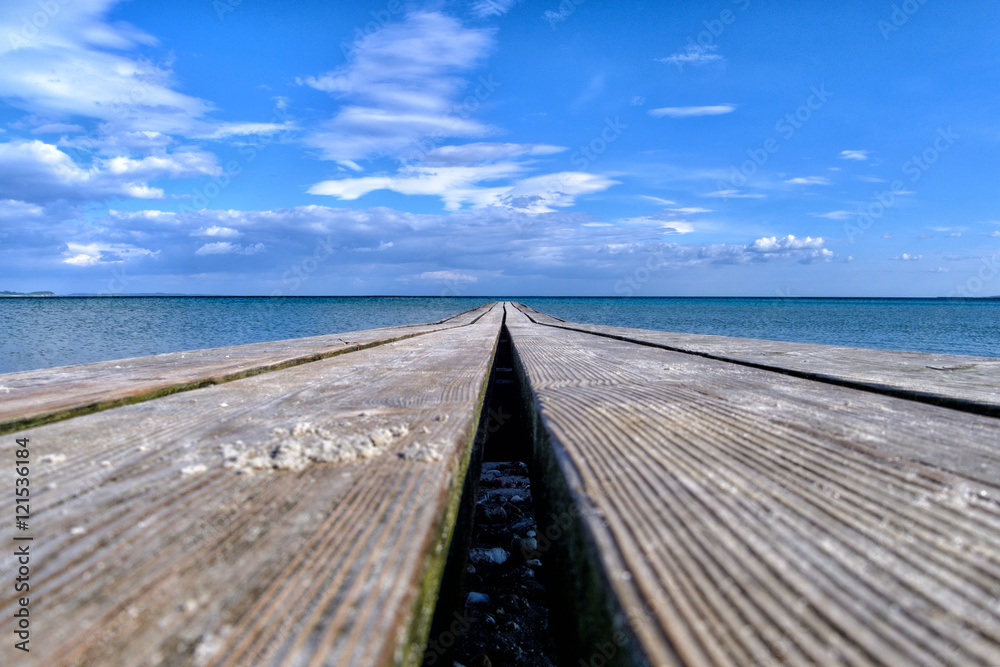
(2, 302, 999, 666)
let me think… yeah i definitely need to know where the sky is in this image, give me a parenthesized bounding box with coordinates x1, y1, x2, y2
(0, 0, 998, 297)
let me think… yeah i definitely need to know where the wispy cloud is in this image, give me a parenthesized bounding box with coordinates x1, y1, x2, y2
(308, 165, 618, 213)
(894, 253, 923, 261)
(298, 12, 494, 163)
(470, 0, 520, 18)
(656, 44, 725, 69)
(195, 242, 265, 256)
(416, 270, 477, 282)
(785, 176, 831, 185)
(703, 189, 766, 199)
(649, 105, 736, 118)
(812, 210, 853, 220)
(839, 149, 870, 161)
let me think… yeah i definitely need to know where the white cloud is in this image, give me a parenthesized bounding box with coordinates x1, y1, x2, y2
(639, 195, 676, 205)
(298, 12, 494, 162)
(857, 175, 887, 183)
(195, 242, 265, 256)
(812, 210, 853, 220)
(201, 122, 296, 140)
(670, 207, 712, 214)
(785, 176, 831, 185)
(193, 226, 241, 238)
(988, 231, 1000, 237)
(839, 150, 870, 161)
(656, 44, 725, 69)
(0, 140, 219, 202)
(617, 212, 695, 235)
(894, 253, 923, 261)
(31, 123, 84, 134)
(62, 241, 158, 265)
(0, 0, 211, 136)
(309, 165, 618, 213)
(416, 270, 477, 282)
(420, 142, 565, 166)
(0, 199, 44, 219)
(649, 105, 735, 118)
(470, 0, 520, 18)
(703, 189, 766, 199)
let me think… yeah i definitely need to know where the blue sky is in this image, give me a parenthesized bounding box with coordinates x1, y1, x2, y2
(1, 0, 998, 296)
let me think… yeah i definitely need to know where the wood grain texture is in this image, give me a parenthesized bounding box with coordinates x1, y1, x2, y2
(0, 305, 503, 666)
(512, 302, 1000, 416)
(0, 303, 494, 435)
(505, 304, 1000, 666)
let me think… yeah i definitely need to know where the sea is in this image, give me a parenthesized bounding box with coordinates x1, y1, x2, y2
(1, 296, 998, 374)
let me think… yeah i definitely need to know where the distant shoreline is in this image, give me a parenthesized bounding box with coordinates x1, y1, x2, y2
(0, 291, 56, 297)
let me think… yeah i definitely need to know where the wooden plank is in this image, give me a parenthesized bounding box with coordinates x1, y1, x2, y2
(0, 303, 495, 435)
(0, 305, 503, 666)
(504, 304, 1000, 666)
(511, 302, 1000, 416)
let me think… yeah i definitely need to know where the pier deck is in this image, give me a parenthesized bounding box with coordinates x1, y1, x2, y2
(2, 302, 998, 666)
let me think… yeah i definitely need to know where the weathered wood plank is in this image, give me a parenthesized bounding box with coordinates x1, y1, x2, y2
(512, 302, 1000, 416)
(505, 304, 1000, 666)
(0, 305, 503, 666)
(0, 303, 494, 435)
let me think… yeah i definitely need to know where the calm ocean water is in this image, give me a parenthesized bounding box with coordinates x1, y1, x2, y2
(1, 296, 998, 374)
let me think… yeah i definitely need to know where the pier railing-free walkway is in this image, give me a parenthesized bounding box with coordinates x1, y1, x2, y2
(2, 301, 999, 666)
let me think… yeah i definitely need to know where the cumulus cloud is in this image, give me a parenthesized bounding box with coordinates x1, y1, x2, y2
(192, 226, 241, 238)
(0, 140, 220, 202)
(894, 253, 923, 261)
(62, 241, 158, 265)
(649, 105, 735, 118)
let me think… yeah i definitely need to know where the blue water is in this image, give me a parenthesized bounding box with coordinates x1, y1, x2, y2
(1, 297, 998, 374)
